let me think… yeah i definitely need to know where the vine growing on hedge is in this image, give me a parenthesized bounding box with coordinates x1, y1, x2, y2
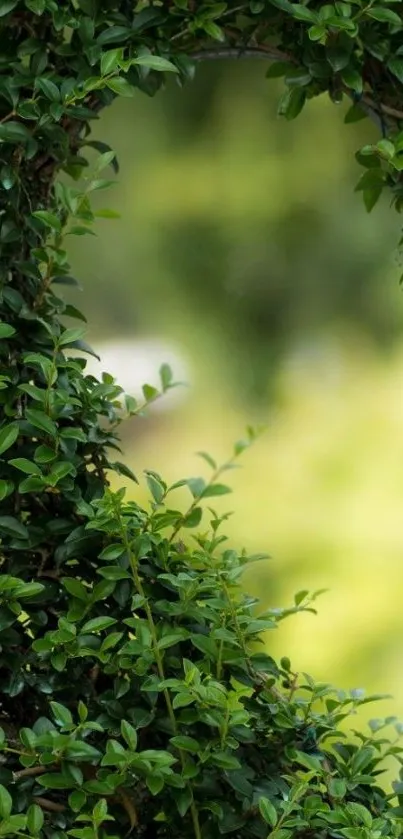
(1, 2, 403, 839)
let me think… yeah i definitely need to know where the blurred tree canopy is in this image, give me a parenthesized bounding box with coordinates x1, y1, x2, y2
(69, 61, 402, 401)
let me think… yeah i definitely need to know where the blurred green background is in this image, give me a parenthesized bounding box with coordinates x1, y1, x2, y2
(68, 61, 403, 732)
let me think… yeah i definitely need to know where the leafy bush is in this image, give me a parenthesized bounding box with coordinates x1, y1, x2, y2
(3, 441, 403, 839)
(1, 2, 403, 839)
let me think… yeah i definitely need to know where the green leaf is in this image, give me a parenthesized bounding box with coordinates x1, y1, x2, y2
(121, 720, 138, 750)
(111, 461, 138, 483)
(170, 735, 199, 753)
(69, 790, 87, 813)
(146, 775, 164, 795)
(0, 480, 14, 501)
(174, 787, 192, 817)
(18, 475, 46, 494)
(37, 773, 73, 789)
(51, 651, 67, 672)
(328, 778, 347, 799)
(9, 458, 42, 476)
(62, 577, 90, 602)
(65, 741, 101, 761)
(294, 751, 323, 772)
(341, 66, 362, 95)
(291, 3, 317, 21)
(259, 797, 278, 827)
(158, 630, 188, 649)
(142, 383, 159, 401)
(97, 25, 132, 45)
(270, 0, 293, 10)
(201, 483, 232, 497)
(0, 121, 31, 143)
(98, 544, 125, 561)
(366, 7, 401, 25)
(308, 23, 326, 40)
(58, 327, 87, 347)
(101, 48, 122, 76)
(187, 477, 206, 498)
(277, 87, 306, 120)
(0, 423, 18, 455)
(36, 78, 60, 101)
(0, 1, 18, 16)
(172, 692, 195, 710)
(107, 77, 134, 97)
(203, 20, 225, 41)
(100, 631, 123, 652)
(196, 451, 217, 470)
(0, 323, 15, 338)
(25, 408, 57, 436)
(376, 139, 395, 160)
(32, 210, 62, 232)
(211, 752, 241, 770)
(183, 506, 203, 528)
(25, 0, 45, 12)
(0, 516, 29, 539)
(146, 472, 165, 504)
(0, 784, 12, 819)
(81, 616, 117, 632)
(97, 566, 131, 580)
(50, 702, 73, 727)
(159, 362, 173, 390)
(132, 54, 179, 73)
(388, 56, 403, 82)
(14, 582, 44, 599)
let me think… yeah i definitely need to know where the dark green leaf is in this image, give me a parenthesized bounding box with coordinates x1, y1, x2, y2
(170, 735, 199, 753)
(81, 616, 117, 632)
(25, 409, 57, 436)
(366, 7, 401, 25)
(0, 423, 18, 455)
(121, 720, 138, 750)
(0, 0, 18, 15)
(0, 121, 31, 143)
(0, 784, 12, 818)
(259, 797, 278, 827)
(0, 323, 16, 339)
(0, 516, 29, 539)
(50, 702, 73, 727)
(107, 77, 134, 97)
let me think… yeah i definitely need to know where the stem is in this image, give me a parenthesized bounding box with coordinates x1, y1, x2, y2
(0, 111, 15, 124)
(33, 797, 66, 813)
(13, 765, 47, 780)
(191, 45, 293, 63)
(216, 637, 224, 681)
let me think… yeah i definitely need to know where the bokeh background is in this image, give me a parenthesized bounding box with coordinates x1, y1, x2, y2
(68, 61, 403, 735)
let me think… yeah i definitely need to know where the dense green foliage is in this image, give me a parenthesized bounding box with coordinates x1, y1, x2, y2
(2, 2, 403, 839)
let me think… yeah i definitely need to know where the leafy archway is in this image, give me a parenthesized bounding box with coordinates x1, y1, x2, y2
(1, 3, 403, 839)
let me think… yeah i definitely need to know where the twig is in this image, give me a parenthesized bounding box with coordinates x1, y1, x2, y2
(13, 765, 48, 780)
(191, 46, 293, 63)
(33, 797, 66, 813)
(0, 112, 15, 124)
(362, 95, 403, 121)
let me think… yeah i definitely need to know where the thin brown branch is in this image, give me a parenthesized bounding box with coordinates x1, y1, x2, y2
(0, 112, 15, 125)
(362, 95, 403, 121)
(13, 765, 48, 780)
(33, 797, 66, 813)
(191, 46, 293, 64)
